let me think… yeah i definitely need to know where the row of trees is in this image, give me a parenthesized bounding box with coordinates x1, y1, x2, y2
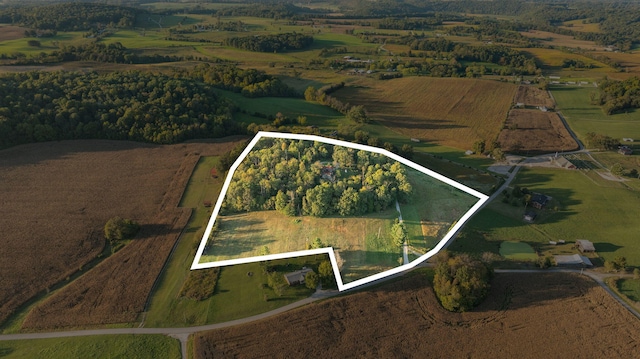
(222, 138, 412, 217)
(0, 3, 137, 31)
(223, 33, 314, 53)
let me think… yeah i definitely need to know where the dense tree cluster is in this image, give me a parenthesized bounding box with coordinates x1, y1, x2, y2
(0, 70, 243, 149)
(592, 77, 640, 115)
(184, 63, 298, 98)
(0, 3, 137, 31)
(4, 42, 185, 65)
(583, 132, 618, 150)
(223, 33, 314, 53)
(433, 252, 493, 312)
(222, 139, 412, 217)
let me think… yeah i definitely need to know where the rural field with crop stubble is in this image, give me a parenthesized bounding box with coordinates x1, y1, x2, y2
(194, 271, 640, 358)
(334, 77, 517, 150)
(0, 138, 242, 329)
(498, 109, 578, 154)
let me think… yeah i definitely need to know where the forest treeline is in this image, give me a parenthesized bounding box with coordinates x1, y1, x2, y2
(593, 76, 640, 115)
(223, 33, 314, 53)
(222, 138, 412, 217)
(0, 70, 239, 148)
(0, 3, 137, 31)
(0, 64, 301, 149)
(1, 42, 186, 65)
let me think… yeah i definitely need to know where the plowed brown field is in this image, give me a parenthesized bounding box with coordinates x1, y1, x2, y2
(0, 26, 28, 41)
(334, 77, 517, 149)
(498, 109, 578, 154)
(514, 85, 555, 108)
(193, 272, 640, 358)
(0, 139, 242, 328)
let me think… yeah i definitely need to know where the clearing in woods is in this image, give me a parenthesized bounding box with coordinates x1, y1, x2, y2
(332, 77, 517, 150)
(193, 132, 486, 290)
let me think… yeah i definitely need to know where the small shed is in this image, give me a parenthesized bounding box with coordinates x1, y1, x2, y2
(618, 146, 632, 156)
(576, 239, 596, 253)
(523, 211, 537, 222)
(553, 156, 576, 169)
(284, 268, 313, 286)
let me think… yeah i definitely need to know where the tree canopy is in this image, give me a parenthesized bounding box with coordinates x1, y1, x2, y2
(222, 138, 412, 217)
(433, 252, 493, 312)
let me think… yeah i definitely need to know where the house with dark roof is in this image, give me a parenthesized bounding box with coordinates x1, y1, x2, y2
(576, 239, 596, 253)
(530, 193, 549, 209)
(284, 268, 313, 286)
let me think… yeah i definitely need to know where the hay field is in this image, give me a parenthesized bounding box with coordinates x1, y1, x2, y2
(514, 85, 555, 108)
(0, 138, 242, 329)
(521, 48, 610, 71)
(333, 77, 517, 149)
(560, 20, 602, 33)
(0, 25, 28, 41)
(519, 30, 604, 50)
(193, 271, 640, 358)
(497, 109, 578, 154)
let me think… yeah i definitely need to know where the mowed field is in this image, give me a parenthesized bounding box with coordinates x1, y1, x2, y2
(519, 30, 605, 50)
(193, 271, 640, 358)
(333, 77, 517, 149)
(0, 138, 243, 330)
(497, 109, 578, 154)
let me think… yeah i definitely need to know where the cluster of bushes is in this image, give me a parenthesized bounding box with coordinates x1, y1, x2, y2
(584, 132, 618, 150)
(179, 267, 221, 301)
(433, 252, 493, 312)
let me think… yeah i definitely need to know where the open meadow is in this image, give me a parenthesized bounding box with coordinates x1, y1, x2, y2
(552, 86, 640, 141)
(0, 138, 244, 331)
(333, 77, 517, 150)
(193, 271, 640, 358)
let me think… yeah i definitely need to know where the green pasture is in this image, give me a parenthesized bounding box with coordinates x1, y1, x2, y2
(0, 335, 180, 359)
(140, 2, 246, 11)
(400, 166, 480, 253)
(217, 89, 344, 126)
(0, 32, 87, 56)
(499, 241, 537, 260)
(617, 278, 640, 302)
(101, 30, 195, 49)
(135, 13, 203, 30)
(552, 86, 640, 141)
(145, 156, 315, 327)
(454, 167, 640, 266)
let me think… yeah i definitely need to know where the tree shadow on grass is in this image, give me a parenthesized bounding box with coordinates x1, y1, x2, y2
(593, 242, 623, 253)
(0, 348, 14, 357)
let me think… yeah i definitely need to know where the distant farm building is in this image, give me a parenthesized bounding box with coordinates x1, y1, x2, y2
(523, 211, 537, 222)
(284, 268, 313, 286)
(576, 239, 596, 253)
(618, 146, 633, 156)
(552, 156, 577, 169)
(530, 193, 550, 209)
(554, 254, 593, 267)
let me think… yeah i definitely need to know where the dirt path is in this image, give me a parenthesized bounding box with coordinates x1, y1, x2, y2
(396, 200, 409, 265)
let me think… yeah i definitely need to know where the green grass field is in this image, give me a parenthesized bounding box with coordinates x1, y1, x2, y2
(0, 335, 180, 359)
(499, 241, 537, 261)
(552, 86, 640, 141)
(454, 167, 640, 266)
(0, 32, 87, 56)
(145, 156, 317, 327)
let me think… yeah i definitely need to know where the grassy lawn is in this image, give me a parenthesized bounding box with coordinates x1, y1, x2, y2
(552, 86, 640, 141)
(499, 241, 537, 261)
(617, 278, 640, 302)
(453, 167, 640, 266)
(0, 32, 87, 56)
(0, 335, 180, 359)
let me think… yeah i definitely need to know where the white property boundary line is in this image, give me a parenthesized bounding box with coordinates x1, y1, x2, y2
(191, 131, 489, 291)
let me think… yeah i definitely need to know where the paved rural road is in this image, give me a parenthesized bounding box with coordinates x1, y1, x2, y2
(0, 289, 340, 358)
